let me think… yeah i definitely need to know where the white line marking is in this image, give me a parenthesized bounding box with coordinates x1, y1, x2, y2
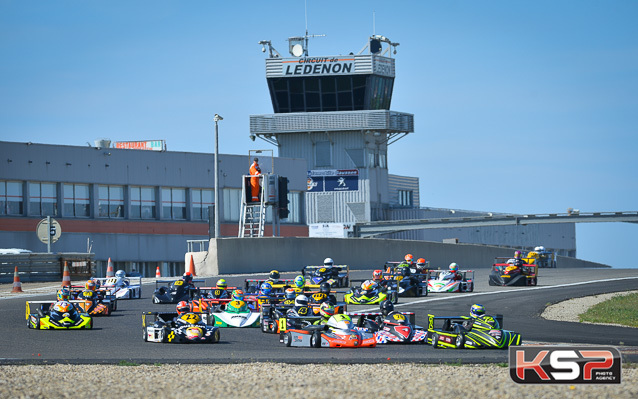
(358, 276, 638, 312)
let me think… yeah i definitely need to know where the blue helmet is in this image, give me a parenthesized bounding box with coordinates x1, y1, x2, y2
(470, 304, 486, 318)
(260, 282, 273, 295)
(294, 275, 305, 288)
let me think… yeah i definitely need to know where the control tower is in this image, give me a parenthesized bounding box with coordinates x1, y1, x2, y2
(250, 35, 414, 224)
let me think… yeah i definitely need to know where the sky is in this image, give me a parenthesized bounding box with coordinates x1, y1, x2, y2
(1, 1, 637, 268)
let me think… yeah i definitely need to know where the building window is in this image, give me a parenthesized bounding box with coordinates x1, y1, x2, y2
(63, 184, 90, 217)
(161, 188, 186, 220)
(379, 151, 387, 169)
(98, 185, 124, 218)
(222, 188, 241, 222)
(192, 189, 213, 221)
(131, 186, 156, 219)
(398, 190, 413, 208)
(29, 182, 57, 216)
(0, 181, 23, 215)
(281, 191, 302, 223)
(315, 141, 332, 167)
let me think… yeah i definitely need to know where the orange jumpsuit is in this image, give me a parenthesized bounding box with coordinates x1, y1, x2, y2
(249, 161, 261, 202)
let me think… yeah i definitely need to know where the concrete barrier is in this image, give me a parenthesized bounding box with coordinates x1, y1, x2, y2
(195, 237, 609, 276)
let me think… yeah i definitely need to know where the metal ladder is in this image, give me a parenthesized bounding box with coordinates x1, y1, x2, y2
(239, 175, 266, 237)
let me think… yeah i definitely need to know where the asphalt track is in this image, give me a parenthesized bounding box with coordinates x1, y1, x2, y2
(1, 268, 637, 364)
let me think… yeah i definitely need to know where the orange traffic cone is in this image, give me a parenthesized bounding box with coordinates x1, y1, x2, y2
(155, 266, 161, 278)
(11, 266, 23, 293)
(187, 255, 197, 277)
(106, 257, 114, 277)
(61, 261, 71, 287)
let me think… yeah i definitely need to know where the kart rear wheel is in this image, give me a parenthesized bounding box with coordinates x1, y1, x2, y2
(283, 332, 293, 347)
(310, 331, 322, 348)
(455, 333, 465, 349)
(261, 320, 270, 333)
(430, 333, 439, 348)
(152, 295, 160, 304)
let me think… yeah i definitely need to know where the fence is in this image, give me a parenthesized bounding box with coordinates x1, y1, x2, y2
(0, 253, 95, 283)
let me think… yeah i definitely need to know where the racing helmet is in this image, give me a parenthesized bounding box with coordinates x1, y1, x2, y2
(260, 282, 273, 296)
(323, 257, 334, 267)
(284, 288, 297, 300)
(57, 288, 70, 301)
(319, 282, 331, 295)
(361, 280, 378, 295)
(115, 270, 126, 279)
(294, 275, 305, 288)
(470, 304, 486, 318)
(85, 280, 96, 291)
(227, 300, 248, 313)
(294, 294, 309, 307)
(269, 270, 280, 280)
(176, 301, 191, 315)
(416, 258, 426, 267)
(514, 250, 522, 259)
(53, 301, 72, 313)
(405, 254, 414, 263)
(380, 299, 394, 316)
(185, 326, 203, 339)
(183, 272, 193, 284)
(372, 269, 383, 281)
(327, 314, 353, 330)
(231, 289, 244, 301)
(319, 302, 336, 318)
(180, 313, 201, 324)
(216, 279, 227, 289)
(449, 263, 459, 272)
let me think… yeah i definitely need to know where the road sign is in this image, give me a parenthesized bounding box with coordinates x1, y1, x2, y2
(37, 217, 61, 244)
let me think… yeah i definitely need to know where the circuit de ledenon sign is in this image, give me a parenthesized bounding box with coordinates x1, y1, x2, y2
(283, 57, 354, 76)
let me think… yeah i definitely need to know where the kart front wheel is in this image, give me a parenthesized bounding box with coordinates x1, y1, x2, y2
(455, 334, 465, 349)
(143, 328, 148, 342)
(430, 333, 439, 348)
(212, 329, 221, 343)
(310, 331, 322, 348)
(283, 332, 293, 347)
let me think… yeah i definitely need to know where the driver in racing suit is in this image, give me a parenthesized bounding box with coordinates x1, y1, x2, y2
(286, 295, 312, 318)
(313, 302, 336, 325)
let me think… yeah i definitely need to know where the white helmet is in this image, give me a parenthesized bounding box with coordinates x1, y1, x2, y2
(323, 257, 334, 267)
(449, 263, 458, 272)
(115, 270, 126, 278)
(294, 295, 309, 307)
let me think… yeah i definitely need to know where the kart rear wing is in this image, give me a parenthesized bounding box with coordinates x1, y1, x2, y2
(155, 279, 205, 289)
(491, 263, 538, 277)
(426, 314, 504, 331)
(244, 279, 295, 291)
(301, 264, 349, 277)
(347, 311, 416, 326)
(427, 269, 474, 280)
(188, 287, 238, 299)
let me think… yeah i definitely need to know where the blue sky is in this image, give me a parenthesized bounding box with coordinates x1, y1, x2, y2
(1, 1, 637, 268)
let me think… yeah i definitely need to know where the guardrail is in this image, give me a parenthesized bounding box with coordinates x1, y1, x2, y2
(354, 211, 638, 237)
(0, 253, 94, 283)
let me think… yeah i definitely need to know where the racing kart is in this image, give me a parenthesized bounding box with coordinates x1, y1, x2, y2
(204, 299, 261, 328)
(98, 275, 142, 299)
(301, 265, 350, 288)
(382, 270, 429, 297)
(427, 270, 474, 293)
(488, 258, 538, 286)
(348, 311, 427, 344)
(152, 278, 204, 304)
(344, 283, 397, 305)
(26, 301, 92, 329)
(260, 299, 346, 334)
(142, 312, 220, 343)
(68, 286, 118, 311)
(281, 315, 376, 348)
(426, 313, 522, 349)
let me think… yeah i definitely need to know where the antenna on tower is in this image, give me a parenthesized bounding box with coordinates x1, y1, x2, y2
(288, 0, 325, 57)
(373, 10, 376, 36)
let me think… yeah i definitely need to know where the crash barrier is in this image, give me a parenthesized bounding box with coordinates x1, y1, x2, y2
(199, 237, 610, 276)
(0, 253, 94, 283)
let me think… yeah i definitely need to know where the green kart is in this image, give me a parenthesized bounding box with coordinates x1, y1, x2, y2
(426, 314, 522, 349)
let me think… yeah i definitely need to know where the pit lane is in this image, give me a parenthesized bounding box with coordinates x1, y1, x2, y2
(1, 268, 637, 364)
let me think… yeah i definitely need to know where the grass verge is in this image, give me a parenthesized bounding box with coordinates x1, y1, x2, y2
(579, 292, 638, 327)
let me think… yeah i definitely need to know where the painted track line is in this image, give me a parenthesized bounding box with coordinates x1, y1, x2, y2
(359, 276, 638, 312)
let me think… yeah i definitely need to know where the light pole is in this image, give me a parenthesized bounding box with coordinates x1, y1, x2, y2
(213, 114, 223, 238)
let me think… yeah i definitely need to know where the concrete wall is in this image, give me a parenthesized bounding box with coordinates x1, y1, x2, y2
(192, 237, 609, 276)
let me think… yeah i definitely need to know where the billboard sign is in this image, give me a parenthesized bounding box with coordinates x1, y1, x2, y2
(114, 140, 166, 151)
(307, 170, 359, 192)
